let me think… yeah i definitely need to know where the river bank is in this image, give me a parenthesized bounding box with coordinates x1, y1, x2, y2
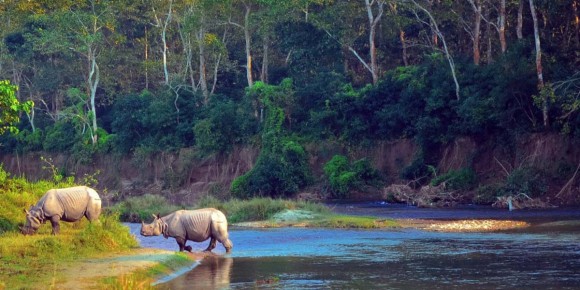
(48, 248, 204, 290)
(48, 204, 580, 289)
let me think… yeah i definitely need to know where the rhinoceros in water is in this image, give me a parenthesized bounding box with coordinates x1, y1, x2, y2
(140, 208, 233, 253)
(21, 186, 102, 235)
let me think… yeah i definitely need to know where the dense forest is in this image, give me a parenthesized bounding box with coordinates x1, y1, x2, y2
(0, 0, 579, 204)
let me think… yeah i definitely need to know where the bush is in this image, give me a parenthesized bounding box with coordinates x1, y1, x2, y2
(501, 166, 548, 198)
(323, 155, 382, 198)
(231, 143, 311, 198)
(431, 168, 477, 191)
(194, 196, 331, 223)
(473, 184, 502, 205)
(109, 194, 182, 222)
(43, 121, 77, 152)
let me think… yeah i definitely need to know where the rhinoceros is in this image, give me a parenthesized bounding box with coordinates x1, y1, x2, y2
(21, 186, 102, 235)
(140, 208, 233, 253)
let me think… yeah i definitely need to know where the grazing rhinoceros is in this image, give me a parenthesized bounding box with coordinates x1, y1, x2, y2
(21, 186, 102, 235)
(140, 208, 233, 253)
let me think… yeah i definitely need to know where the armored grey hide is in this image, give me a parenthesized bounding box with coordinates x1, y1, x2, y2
(140, 208, 233, 253)
(22, 186, 102, 235)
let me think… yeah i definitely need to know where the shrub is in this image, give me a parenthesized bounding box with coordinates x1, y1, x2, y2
(231, 144, 311, 198)
(501, 166, 548, 198)
(109, 194, 182, 222)
(431, 168, 477, 191)
(323, 155, 382, 198)
(473, 184, 502, 205)
(43, 121, 77, 152)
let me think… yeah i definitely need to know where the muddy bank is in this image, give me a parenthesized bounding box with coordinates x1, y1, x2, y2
(2, 133, 578, 206)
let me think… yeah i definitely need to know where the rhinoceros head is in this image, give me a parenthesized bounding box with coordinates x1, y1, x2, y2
(21, 206, 44, 235)
(140, 214, 164, 237)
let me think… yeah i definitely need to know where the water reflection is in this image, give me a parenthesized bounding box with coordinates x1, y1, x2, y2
(156, 256, 233, 290)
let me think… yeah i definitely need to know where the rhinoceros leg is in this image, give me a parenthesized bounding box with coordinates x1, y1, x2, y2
(50, 216, 61, 235)
(212, 220, 233, 253)
(204, 238, 217, 252)
(175, 237, 192, 252)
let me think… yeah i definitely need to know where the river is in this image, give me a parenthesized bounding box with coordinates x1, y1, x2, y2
(127, 203, 580, 289)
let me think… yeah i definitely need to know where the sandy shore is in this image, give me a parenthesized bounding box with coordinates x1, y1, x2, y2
(55, 248, 205, 290)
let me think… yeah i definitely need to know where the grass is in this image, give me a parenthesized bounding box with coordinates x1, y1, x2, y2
(196, 195, 399, 228)
(0, 166, 140, 289)
(115, 193, 399, 228)
(308, 215, 399, 228)
(108, 194, 183, 223)
(99, 252, 193, 290)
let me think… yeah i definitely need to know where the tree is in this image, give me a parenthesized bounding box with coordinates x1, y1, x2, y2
(408, 0, 460, 100)
(35, 0, 116, 144)
(227, 0, 257, 87)
(0, 80, 33, 135)
(528, 0, 547, 128)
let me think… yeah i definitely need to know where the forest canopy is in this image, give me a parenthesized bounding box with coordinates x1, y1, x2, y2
(0, 0, 579, 178)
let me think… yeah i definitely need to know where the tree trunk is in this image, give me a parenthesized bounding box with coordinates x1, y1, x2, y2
(574, 0, 579, 48)
(517, 0, 524, 40)
(529, 0, 547, 128)
(485, 5, 493, 63)
(365, 0, 384, 84)
(244, 5, 253, 87)
(261, 34, 269, 83)
(161, 0, 172, 86)
(88, 46, 100, 144)
(400, 30, 409, 66)
(473, 0, 482, 65)
(145, 26, 149, 90)
(411, 0, 460, 100)
(499, 0, 507, 53)
(198, 26, 209, 103)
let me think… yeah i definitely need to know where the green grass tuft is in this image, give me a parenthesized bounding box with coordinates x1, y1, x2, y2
(309, 215, 399, 228)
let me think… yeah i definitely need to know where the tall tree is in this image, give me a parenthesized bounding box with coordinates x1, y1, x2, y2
(67, 0, 114, 144)
(528, 0, 547, 128)
(227, 0, 256, 87)
(409, 0, 460, 100)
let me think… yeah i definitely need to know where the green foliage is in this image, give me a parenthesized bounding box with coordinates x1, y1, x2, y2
(310, 215, 397, 229)
(0, 80, 33, 135)
(194, 196, 331, 224)
(400, 154, 430, 181)
(14, 129, 44, 152)
(231, 141, 311, 198)
(194, 96, 257, 155)
(221, 197, 289, 223)
(501, 166, 548, 198)
(109, 194, 182, 223)
(232, 79, 311, 198)
(43, 121, 78, 152)
(431, 168, 477, 191)
(323, 155, 382, 198)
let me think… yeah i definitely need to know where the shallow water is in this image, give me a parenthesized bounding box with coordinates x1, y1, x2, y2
(127, 206, 580, 289)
